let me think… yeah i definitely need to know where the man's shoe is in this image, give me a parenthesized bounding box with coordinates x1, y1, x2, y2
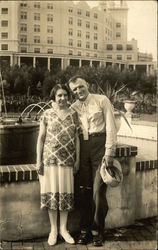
(93, 234, 104, 247)
(77, 231, 92, 245)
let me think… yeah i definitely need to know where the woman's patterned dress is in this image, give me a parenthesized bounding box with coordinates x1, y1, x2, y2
(39, 105, 79, 211)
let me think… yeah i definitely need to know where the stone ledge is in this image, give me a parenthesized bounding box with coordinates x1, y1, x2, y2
(0, 144, 137, 183)
(0, 164, 38, 183)
(136, 160, 158, 171)
(116, 144, 137, 157)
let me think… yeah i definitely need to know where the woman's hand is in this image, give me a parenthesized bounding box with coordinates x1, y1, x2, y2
(73, 160, 80, 175)
(104, 155, 114, 167)
(36, 162, 44, 175)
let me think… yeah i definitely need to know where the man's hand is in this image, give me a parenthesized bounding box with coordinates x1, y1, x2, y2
(105, 156, 114, 167)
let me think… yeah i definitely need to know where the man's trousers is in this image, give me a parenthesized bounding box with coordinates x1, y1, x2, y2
(78, 134, 109, 234)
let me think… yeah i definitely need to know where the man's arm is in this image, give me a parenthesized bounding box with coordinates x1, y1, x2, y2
(101, 96, 117, 166)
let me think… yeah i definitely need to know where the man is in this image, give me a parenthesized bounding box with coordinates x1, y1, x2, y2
(69, 76, 117, 247)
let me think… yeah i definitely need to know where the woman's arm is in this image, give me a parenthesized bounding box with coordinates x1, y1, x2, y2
(74, 132, 80, 174)
(36, 118, 47, 174)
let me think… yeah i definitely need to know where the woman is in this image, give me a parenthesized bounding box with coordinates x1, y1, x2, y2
(36, 84, 80, 246)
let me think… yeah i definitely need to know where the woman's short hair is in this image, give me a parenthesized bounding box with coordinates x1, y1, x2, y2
(50, 84, 70, 101)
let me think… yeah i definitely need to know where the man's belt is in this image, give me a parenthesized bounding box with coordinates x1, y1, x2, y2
(89, 132, 106, 137)
(80, 132, 106, 138)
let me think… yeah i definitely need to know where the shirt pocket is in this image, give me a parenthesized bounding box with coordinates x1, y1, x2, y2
(88, 107, 103, 124)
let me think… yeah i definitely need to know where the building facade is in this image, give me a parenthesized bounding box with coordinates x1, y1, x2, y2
(0, 0, 156, 74)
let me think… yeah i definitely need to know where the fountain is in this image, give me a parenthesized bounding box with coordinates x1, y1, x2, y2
(0, 73, 51, 165)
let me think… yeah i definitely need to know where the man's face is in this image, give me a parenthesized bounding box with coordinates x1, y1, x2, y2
(69, 78, 89, 101)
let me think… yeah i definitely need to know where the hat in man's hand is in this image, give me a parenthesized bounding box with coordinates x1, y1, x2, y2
(100, 158, 123, 187)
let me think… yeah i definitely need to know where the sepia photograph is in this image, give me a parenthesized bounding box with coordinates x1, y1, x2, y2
(0, 0, 157, 249)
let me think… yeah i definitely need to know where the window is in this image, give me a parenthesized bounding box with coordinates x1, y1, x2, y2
(1, 32, 8, 39)
(20, 23, 27, 32)
(1, 8, 8, 14)
(86, 42, 90, 49)
(34, 13, 40, 21)
(47, 37, 53, 44)
(34, 2, 40, 8)
(20, 35, 27, 43)
(94, 33, 98, 40)
(1, 20, 8, 27)
(116, 32, 121, 38)
(1, 44, 8, 50)
(34, 48, 40, 53)
(48, 48, 53, 54)
(69, 17, 73, 25)
(116, 44, 123, 50)
(86, 53, 90, 57)
(86, 32, 90, 39)
(94, 23, 98, 30)
(126, 44, 133, 50)
(94, 43, 98, 50)
(94, 53, 97, 57)
(77, 19, 82, 26)
(116, 22, 121, 28)
(86, 11, 90, 17)
(94, 13, 98, 19)
(107, 55, 112, 59)
(77, 40, 81, 47)
(69, 28, 73, 36)
(69, 39, 73, 46)
(21, 11, 27, 19)
(77, 30, 81, 37)
(47, 3, 53, 9)
(86, 21, 90, 28)
(34, 36, 40, 43)
(47, 26, 53, 33)
(77, 9, 82, 15)
(47, 14, 53, 22)
(21, 47, 27, 53)
(68, 7, 73, 13)
(69, 50, 73, 55)
(107, 44, 113, 50)
(78, 51, 81, 56)
(117, 55, 122, 60)
(127, 55, 132, 60)
(34, 24, 40, 32)
(20, 2, 27, 7)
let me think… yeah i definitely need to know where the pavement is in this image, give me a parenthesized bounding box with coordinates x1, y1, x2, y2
(0, 217, 157, 250)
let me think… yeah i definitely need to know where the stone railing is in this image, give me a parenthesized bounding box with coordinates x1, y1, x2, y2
(0, 144, 157, 241)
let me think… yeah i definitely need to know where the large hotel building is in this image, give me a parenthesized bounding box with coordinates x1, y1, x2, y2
(0, 0, 156, 74)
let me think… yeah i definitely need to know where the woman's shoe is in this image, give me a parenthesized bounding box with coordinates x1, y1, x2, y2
(48, 231, 57, 246)
(59, 229, 75, 244)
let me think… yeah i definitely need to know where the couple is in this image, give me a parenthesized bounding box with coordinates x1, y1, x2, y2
(36, 76, 117, 247)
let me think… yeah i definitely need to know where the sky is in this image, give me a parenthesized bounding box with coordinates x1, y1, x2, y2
(85, 0, 157, 61)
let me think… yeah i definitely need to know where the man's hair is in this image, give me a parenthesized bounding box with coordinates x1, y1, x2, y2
(68, 75, 85, 85)
(50, 84, 70, 101)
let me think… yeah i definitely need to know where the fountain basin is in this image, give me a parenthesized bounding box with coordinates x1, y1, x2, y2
(0, 120, 39, 165)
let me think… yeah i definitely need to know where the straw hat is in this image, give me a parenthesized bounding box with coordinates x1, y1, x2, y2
(100, 158, 123, 187)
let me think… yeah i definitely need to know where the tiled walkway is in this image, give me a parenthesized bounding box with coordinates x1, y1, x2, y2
(1, 217, 157, 250)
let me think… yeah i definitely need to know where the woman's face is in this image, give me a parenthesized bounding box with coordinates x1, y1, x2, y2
(55, 89, 68, 108)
